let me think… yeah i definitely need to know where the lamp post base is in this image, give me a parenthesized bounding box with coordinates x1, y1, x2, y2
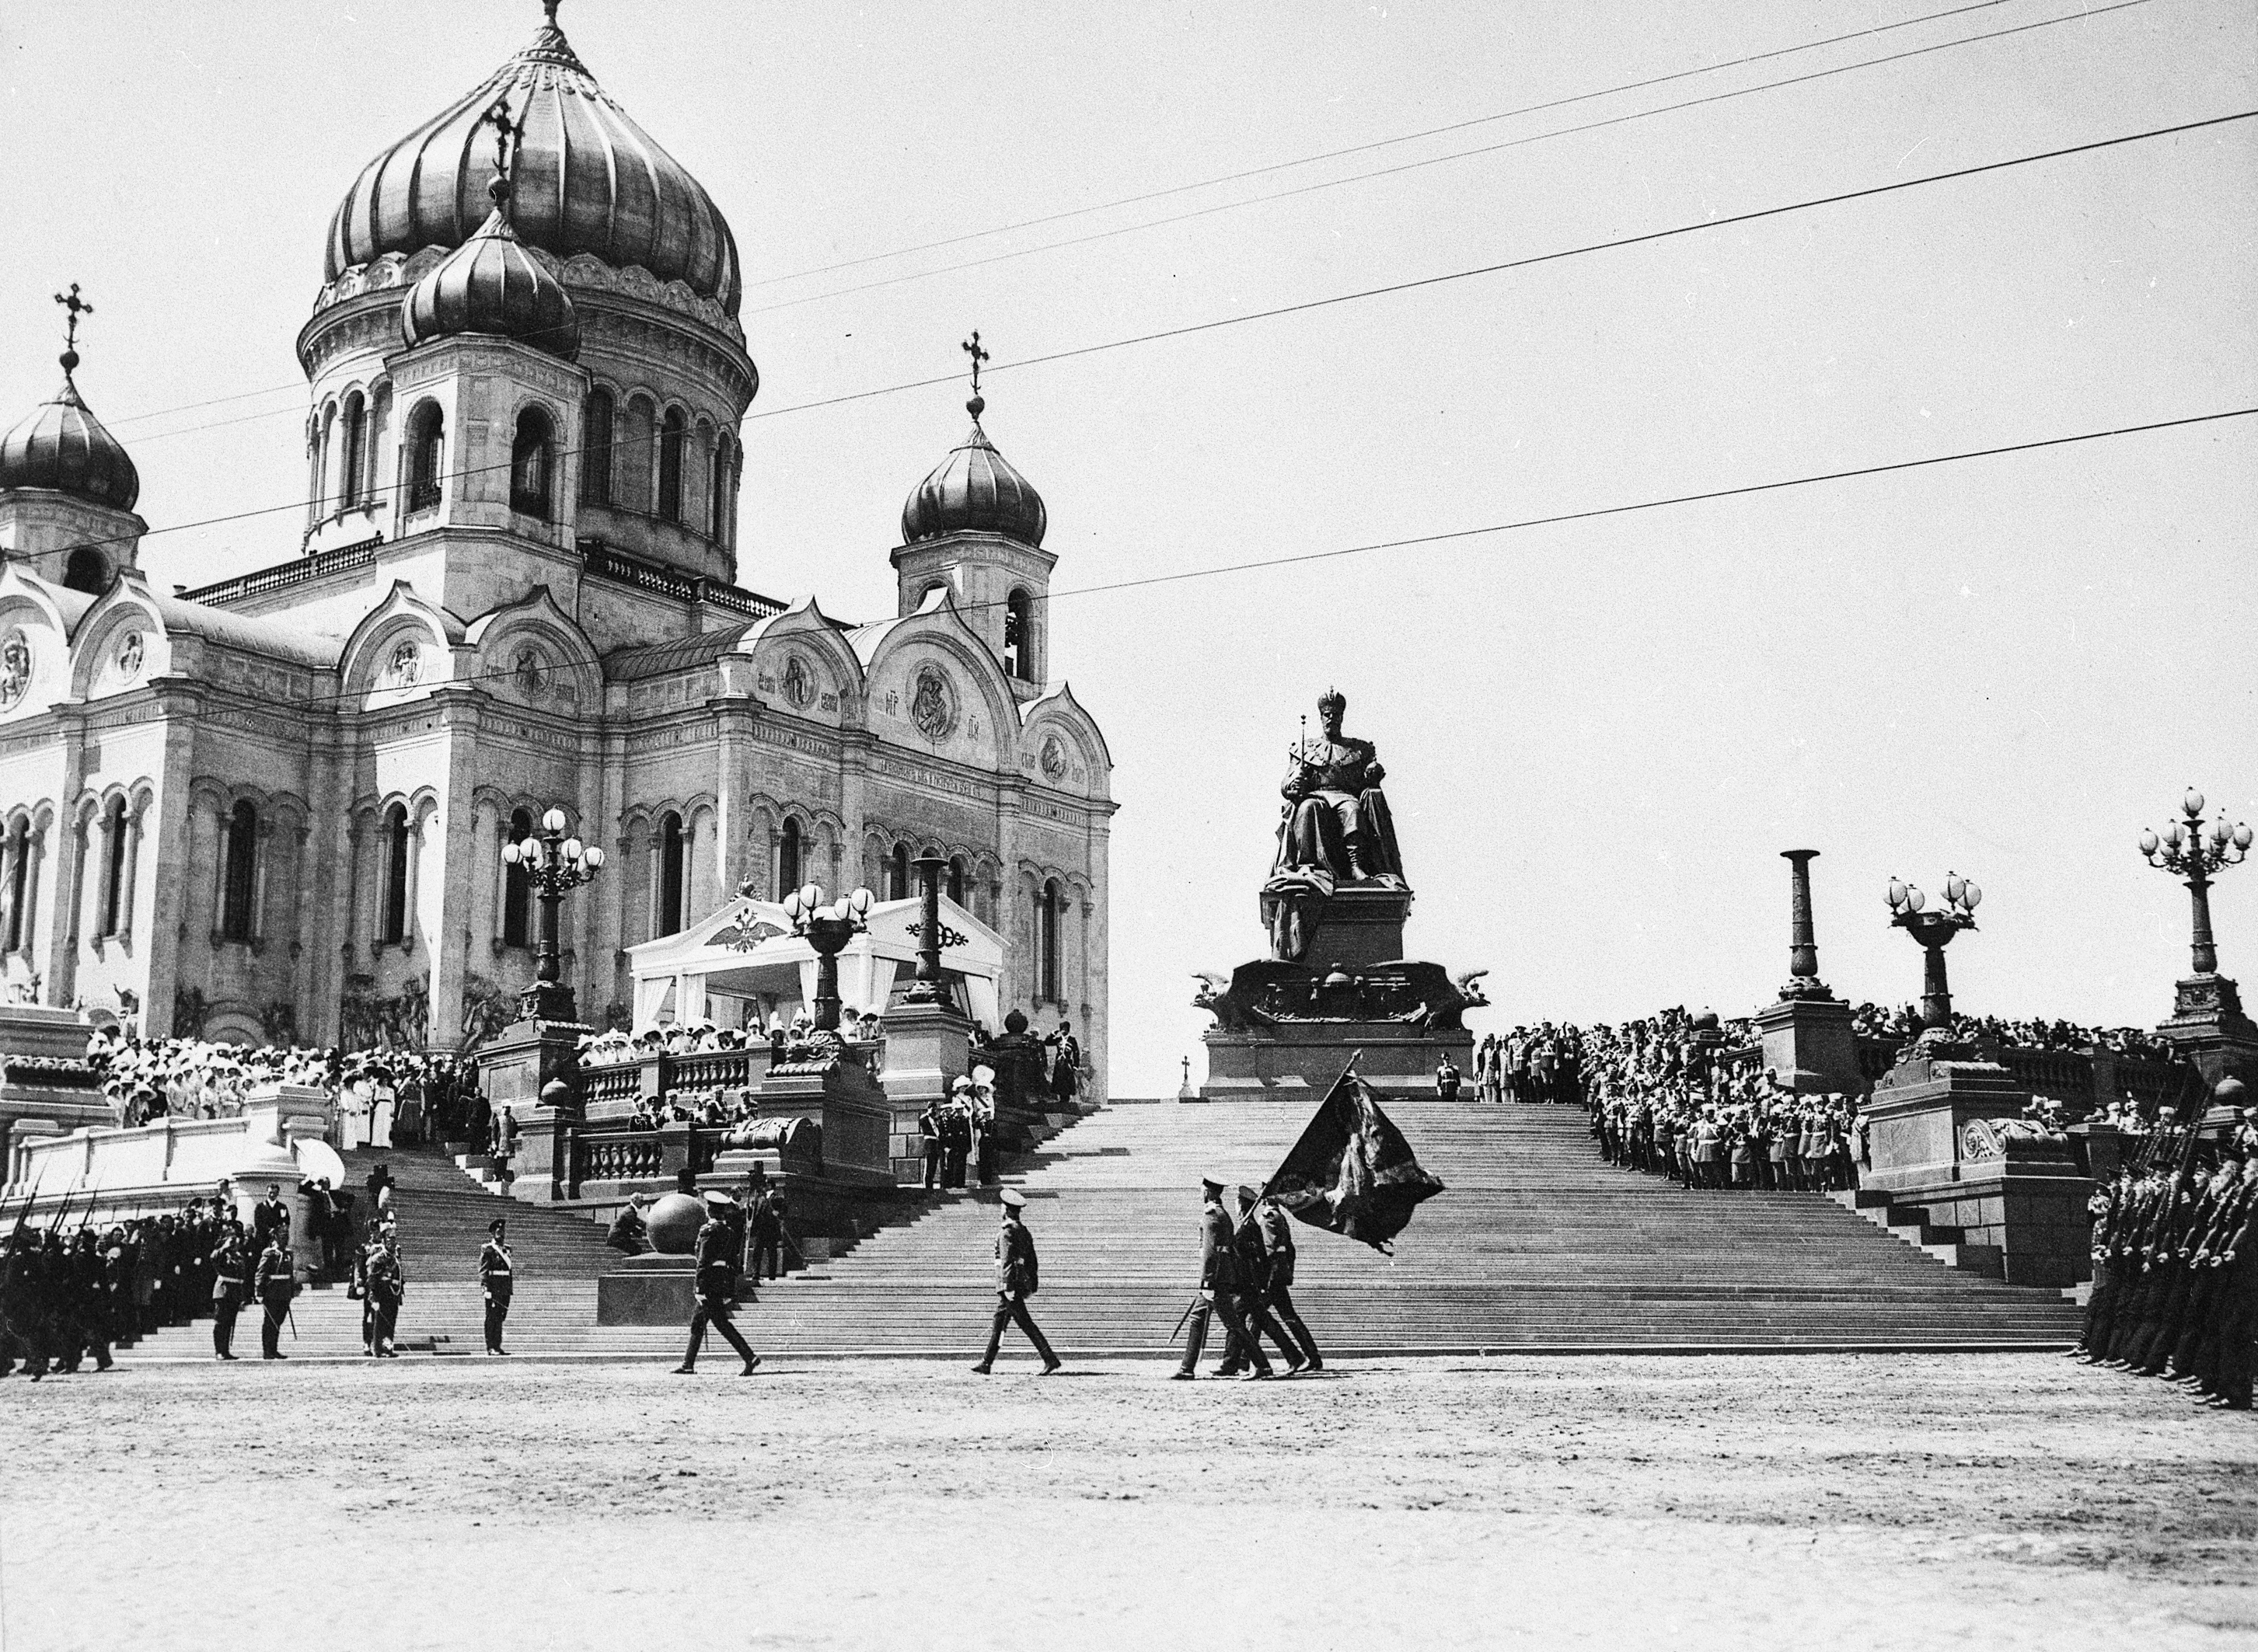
(2159, 973, 2258, 1111)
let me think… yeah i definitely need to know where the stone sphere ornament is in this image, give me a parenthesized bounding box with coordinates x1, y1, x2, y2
(644, 1191, 707, 1255)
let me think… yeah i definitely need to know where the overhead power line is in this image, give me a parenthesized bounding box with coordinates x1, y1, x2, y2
(50, 106, 2256, 559)
(745, 0, 2155, 319)
(87, 0, 2114, 438)
(114, 403, 2258, 716)
(745, 0, 2033, 291)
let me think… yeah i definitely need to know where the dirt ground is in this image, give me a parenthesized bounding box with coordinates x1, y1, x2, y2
(2, 1351, 2253, 1651)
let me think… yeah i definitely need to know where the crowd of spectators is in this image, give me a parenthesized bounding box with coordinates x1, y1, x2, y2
(82, 1032, 484, 1147)
(1844, 1003, 2178, 1061)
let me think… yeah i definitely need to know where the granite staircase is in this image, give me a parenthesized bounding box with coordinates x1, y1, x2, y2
(111, 1100, 2081, 1360)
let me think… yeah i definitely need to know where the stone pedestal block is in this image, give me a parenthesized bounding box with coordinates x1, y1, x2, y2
(878, 1002, 972, 1180)
(757, 1051, 895, 1184)
(1202, 1023, 1471, 1100)
(2158, 974, 2258, 1125)
(1264, 885, 1411, 973)
(1865, 1049, 2094, 1289)
(597, 1253, 696, 1326)
(1750, 995, 1861, 1096)
(476, 1016, 590, 1121)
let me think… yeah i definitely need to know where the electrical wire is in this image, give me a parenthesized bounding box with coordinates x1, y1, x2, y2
(84, 0, 2113, 437)
(744, 0, 2033, 291)
(117, 403, 2258, 715)
(44, 106, 2256, 562)
(744, 0, 2156, 319)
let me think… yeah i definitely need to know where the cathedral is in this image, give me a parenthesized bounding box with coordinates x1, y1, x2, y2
(0, 5, 1114, 1095)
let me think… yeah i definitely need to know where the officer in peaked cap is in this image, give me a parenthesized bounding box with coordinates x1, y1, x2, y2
(479, 1218, 513, 1355)
(972, 1187, 1061, 1375)
(675, 1191, 759, 1376)
(1175, 1176, 1269, 1379)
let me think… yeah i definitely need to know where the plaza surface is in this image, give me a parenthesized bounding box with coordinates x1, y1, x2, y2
(5, 1354, 2253, 1650)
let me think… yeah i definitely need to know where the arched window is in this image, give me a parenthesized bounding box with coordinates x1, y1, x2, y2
(658, 810, 686, 936)
(1039, 879, 1064, 1005)
(511, 406, 555, 518)
(221, 800, 259, 943)
(1003, 589, 1034, 682)
(947, 856, 966, 906)
(888, 842, 911, 902)
(101, 796, 131, 938)
(340, 392, 368, 508)
(63, 546, 109, 594)
(580, 389, 614, 505)
(406, 403, 445, 513)
(380, 803, 411, 943)
(658, 408, 686, 524)
(710, 434, 735, 543)
(3, 820, 30, 953)
(778, 817, 801, 895)
(501, 807, 532, 946)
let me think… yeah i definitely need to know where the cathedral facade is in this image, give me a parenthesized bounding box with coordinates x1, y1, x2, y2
(0, 8, 1114, 1094)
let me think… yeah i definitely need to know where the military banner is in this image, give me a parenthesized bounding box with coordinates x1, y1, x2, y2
(1265, 1065, 1444, 1253)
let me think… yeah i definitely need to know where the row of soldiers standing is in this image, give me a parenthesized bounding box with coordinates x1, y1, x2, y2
(2075, 1154, 2258, 1410)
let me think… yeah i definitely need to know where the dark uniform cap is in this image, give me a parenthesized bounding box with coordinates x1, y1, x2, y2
(1235, 1185, 1258, 1206)
(488, 1219, 507, 1236)
(1200, 1177, 1224, 1194)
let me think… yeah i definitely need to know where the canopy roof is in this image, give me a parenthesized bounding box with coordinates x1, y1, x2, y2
(625, 890, 1004, 1031)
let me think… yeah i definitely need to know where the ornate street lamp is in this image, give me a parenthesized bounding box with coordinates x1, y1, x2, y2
(783, 882, 875, 1032)
(501, 807, 604, 1023)
(1884, 872, 1981, 1030)
(2138, 788, 2251, 977)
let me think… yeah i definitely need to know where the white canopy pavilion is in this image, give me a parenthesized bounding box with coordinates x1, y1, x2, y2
(625, 890, 1006, 1033)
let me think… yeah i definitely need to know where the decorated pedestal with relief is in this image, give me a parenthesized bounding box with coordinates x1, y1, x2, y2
(1863, 1033, 2092, 1288)
(2158, 974, 2258, 1131)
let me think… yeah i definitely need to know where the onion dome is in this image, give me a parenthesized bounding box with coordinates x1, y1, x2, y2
(326, 2, 740, 315)
(0, 351, 139, 511)
(400, 180, 582, 358)
(901, 397, 1048, 548)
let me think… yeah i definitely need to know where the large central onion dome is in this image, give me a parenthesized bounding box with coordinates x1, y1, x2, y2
(325, 3, 740, 315)
(0, 350, 139, 512)
(901, 396, 1048, 549)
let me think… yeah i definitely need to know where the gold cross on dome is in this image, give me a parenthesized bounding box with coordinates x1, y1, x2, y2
(480, 98, 526, 190)
(54, 284, 92, 353)
(961, 330, 989, 397)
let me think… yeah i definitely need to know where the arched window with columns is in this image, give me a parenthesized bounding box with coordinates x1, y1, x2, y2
(1039, 878, 1064, 1005)
(778, 817, 802, 895)
(658, 810, 686, 936)
(581, 388, 614, 505)
(502, 807, 532, 946)
(221, 800, 259, 943)
(340, 391, 368, 509)
(99, 796, 131, 939)
(405, 402, 445, 513)
(947, 856, 966, 905)
(511, 406, 556, 518)
(2, 817, 31, 953)
(379, 803, 410, 943)
(888, 842, 911, 902)
(1003, 589, 1035, 682)
(658, 407, 686, 524)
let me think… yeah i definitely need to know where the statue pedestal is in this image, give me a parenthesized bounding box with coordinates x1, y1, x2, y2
(597, 1251, 696, 1326)
(1865, 1049, 2092, 1289)
(1264, 885, 1411, 972)
(2159, 974, 2258, 1129)
(1750, 995, 1860, 1095)
(877, 1002, 972, 1181)
(1203, 1023, 1472, 1101)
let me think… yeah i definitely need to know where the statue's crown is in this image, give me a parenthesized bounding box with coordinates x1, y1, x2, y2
(1317, 686, 1345, 716)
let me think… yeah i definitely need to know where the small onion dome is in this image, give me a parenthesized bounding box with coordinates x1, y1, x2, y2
(326, 5, 740, 315)
(0, 354, 140, 511)
(900, 396, 1047, 548)
(400, 184, 582, 359)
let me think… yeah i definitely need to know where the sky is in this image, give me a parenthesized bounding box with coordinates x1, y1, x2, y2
(2, 0, 2254, 1095)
